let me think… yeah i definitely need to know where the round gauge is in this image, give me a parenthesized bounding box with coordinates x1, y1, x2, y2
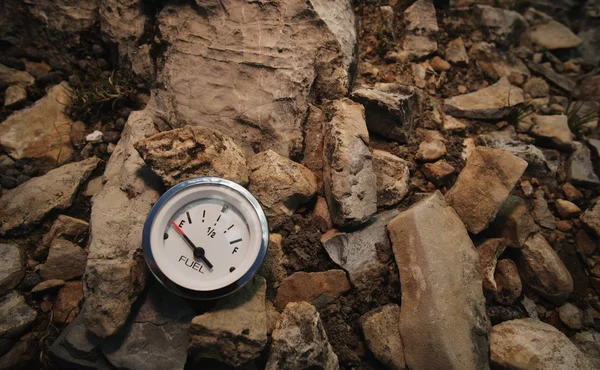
(142, 177, 269, 299)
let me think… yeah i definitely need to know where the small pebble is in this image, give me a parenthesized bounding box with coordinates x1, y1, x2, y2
(457, 85, 467, 94)
(86, 130, 104, 143)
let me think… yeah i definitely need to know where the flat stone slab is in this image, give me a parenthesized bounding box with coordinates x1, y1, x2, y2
(274, 270, 351, 309)
(0, 242, 23, 296)
(0, 292, 36, 339)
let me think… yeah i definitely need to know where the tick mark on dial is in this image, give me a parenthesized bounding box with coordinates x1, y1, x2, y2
(202, 210, 205, 223)
(213, 215, 221, 226)
(229, 266, 236, 273)
(163, 233, 169, 240)
(224, 224, 234, 234)
(186, 211, 192, 224)
(230, 238, 242, 245)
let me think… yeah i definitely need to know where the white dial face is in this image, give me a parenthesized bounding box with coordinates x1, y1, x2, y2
(148, 183, 265, 292)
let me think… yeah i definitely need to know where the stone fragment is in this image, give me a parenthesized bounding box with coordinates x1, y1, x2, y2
(531, 115, 574, 151)
(403, 0, 438, 33)
(36, 215, 89, 260)
(0, 292, 36, 339)
(468, 42, 530, 82)
(528, 62, 576, 93)
(446, 147, 528, 234)
(39, 239, 87, 281)
(153, 0, 356, 156)
(360, 304, 406, 370)
(30, 279, 65, 294)
(430, 56, 450, 72)
(84, 111, 160, 338)
(86, 130, 103, 143)
(102, 283, 194, 370)
(266, 301, 338, 370)
(444, 77, 524, 119)
(478, 238, 508, 292)
(311, 196, 333, 231)
(576, 229, 597, 256)
(372, 150, 410, 207)
(275, 270, 350, 310)
(523, 77, 549, 98)
(0, 157, 99, 234)
(0, 63, 34, 87)
(387, 191, 490, 370)
(401, 35, 437, 58)
(488, 196, 537, 248)
(83, 176, 103, 197)
(321, 210, 398, 290)
(134, 125, 249, 188)
(3, 85, 26, 107)
(302, 105, 325, 184)
(477, 131, 559, 178)
(189, 277, 266, 367)
(350, 84, 420, 143)
(567, 145, 600, 186)
(442, 114, 467, 132)
(525, 8, 583, 50)
(558, 302, 584, 330)
(54, 281, 84, 324)
(519, 233, 573, 304)
(0, 242, 23, 296)
(493, 259, 522, 305)
(422, 160, 455, 186)
(532, 189, 557, 230)
(474, 5, 527, 47)
(571, 331, 600, 369)
(24, 61, 51, 78)
(416, 131, 447, 162)
(258, 234, 288, 289)
(555, 199, 581, 219)
(323, 99, 377, 227)
(0, 82, 74, 167)
(582, 200, 600, 238)
(446, 37, 469, 64)
(490, 319, 594, 369)
(248, 150, 317, 224)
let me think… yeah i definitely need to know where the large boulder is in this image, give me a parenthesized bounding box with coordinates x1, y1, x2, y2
(387, 191, 490, 370)
(0, 242, 23, 296)
(266, 301, 338, 370)
(360, 304, 406, 370)
(84, 111, 160, 338)
(0, 157, 99, 235)
(446, 147, 528, 234)
(323, 99, 377, 227)
(151, 0, 356, 157)
(490, 319, 594, 369)
(0, 82, 74, 168)
(134, 125, 249, 188)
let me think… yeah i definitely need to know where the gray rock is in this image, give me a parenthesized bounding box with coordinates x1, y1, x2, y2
(571, 331, 600, 369)
(527, 62, 576, 93)
(582, 199, 600, 238)
(488, 196, 537, 248)
(525, 8, 583, 50)
(444, 77, 524, 120)
(519, 233, 573, 305)
(189, 276, 267, 367)
(4, 85, 27, 107)
(477, 130, 559, 178)
(490, 319, 594, 369)
(531, 115, 574, 151)
(323, 99, 377, 228)
(0, 242, 23, 296)
(351, 84, 421, 143)
(360, 304, 406, 370)
(446, 147, 528, 234)
(567, 144, 600, 186)
(134, 125, 249, 188)
(403, 0, 438, 33)
(40, 239, 87, 281)
(468, 42, 530, 82)
(0, 63, 34, 87)
(372, 150, 410, 207)
(474, 5, 528, 47)
(0, 82, 74, 168)
(36, 215, 89, 260)
(322, 210, 399, 289)
(101, 283, 194, 370)
(0, 157, 99, 234)
(387, 192, 490, 370)
(0, 292, 36, 339)
(523, 77, 550, 98)
(84, 111, 160, 338)
(400, 34, 437, 58)
(558, 302, 584, 330)
(532, 189, 557, 230)
(266, 301, 338, 370)
(151, 0, 356, 157)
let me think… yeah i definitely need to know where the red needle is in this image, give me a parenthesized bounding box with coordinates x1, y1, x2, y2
(171, 221, 185, 235)
(170, 221, 213, 269)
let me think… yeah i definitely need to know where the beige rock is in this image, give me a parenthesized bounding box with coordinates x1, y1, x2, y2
(519, 233, 573, 304)
(0, 292, 37, 339)
(0, 63, 34, 87)
(582, 200, 600, 238)
(490, 319, 593, 369)
(493, 259, 522, 305)
(446, 147, 528, 234)
(84, 111, 159, 338)
(274, 270, 351, 310)
(387, 191, 490, 370)
(477, 238, 508, 292)
(372, 150, 410, 207)
(416, 132, 447, 162)
(258, 234, 288, 289)
(0, 157, 99, 234)
(0, 242, 23, 296)
(422, 160, 455, 186)
(444, 77, 524, 119)
(401, 35, 437, 58)
(531, 115, 574, 151)
(134, 125, 249, 188)
(266, 301, 338, 370)
(323, 99, 377, 227)
(311, 196, 333, 231)
(558, 302, 584, 330)
(3, 85, 26, 106)
(189, 276, 267, 367)
(248, 150, 317, 224)
(474, 5, 527, 47)
(442, 114, 467, 132)
(54, 281, 84, 324)
(523, 77, 549, 98)
(36, 215, 89, 260)
(446, 37, 469, 64)
(462, 137, 476, 160)
(562, 182, 583, 202)
(555, 199, 581, 219)
(403, 0, 438, 33)
(526, 8, 583, 50)
(430, 56, 450, 72)
(40, 239, 87, 281)
(360, 304, 406, 370)
(83, 176, 103, 197)
(24, 61, 51, 78)
(30, 279, 65, 293)
(0, 82, 74, 167)
(468, 42, 530, 82)
(488, 196, 537, 247)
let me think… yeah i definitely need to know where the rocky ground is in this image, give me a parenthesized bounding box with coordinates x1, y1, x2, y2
(0, 0, 599, 369)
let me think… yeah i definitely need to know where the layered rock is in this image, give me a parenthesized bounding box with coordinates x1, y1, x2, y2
(274, 270, 351, 309)
(266, 301, 338, 370)
(84, 111, 160, 338)
(372, 150, 410, 207)
(0, 157, 99, 235)
(323, 99, 377, 227)
(360, 304, 406, 370)
(387, 191, 490, 370)
(0, 242, 23, 296)
(446, 147, 528, 234)
(134, 125, 249, 188)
